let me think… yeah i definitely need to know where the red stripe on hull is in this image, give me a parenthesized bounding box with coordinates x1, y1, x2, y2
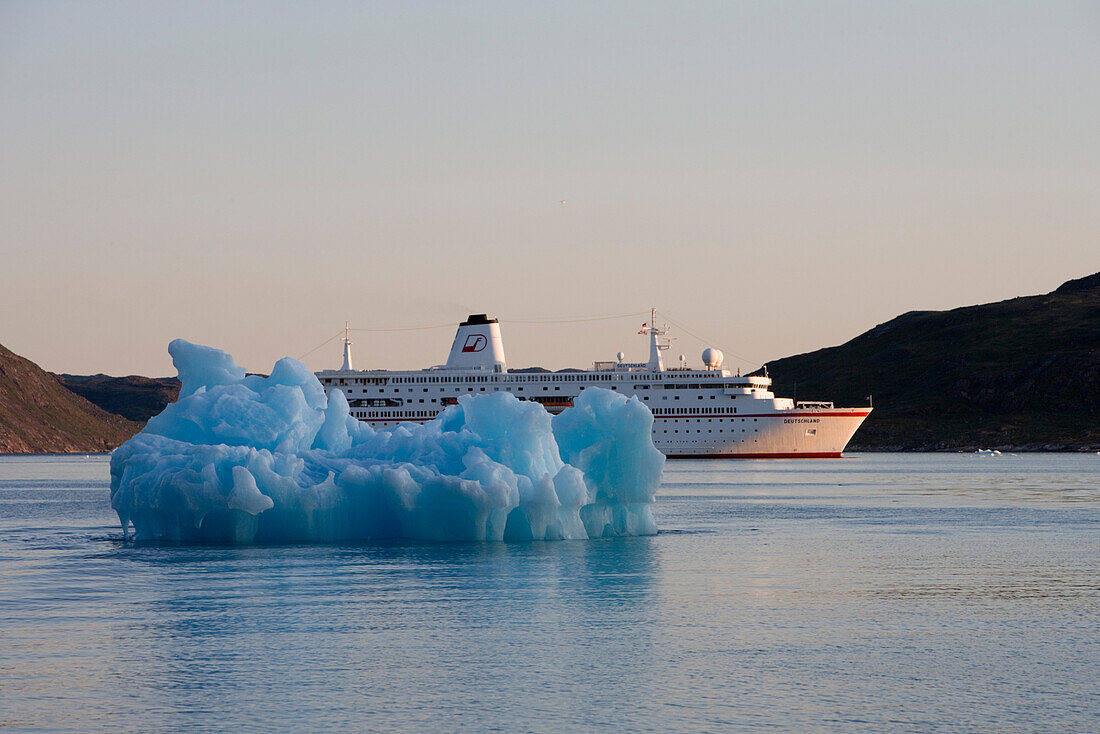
(657, 411, 870, 420)
(666, 451, 844, 459)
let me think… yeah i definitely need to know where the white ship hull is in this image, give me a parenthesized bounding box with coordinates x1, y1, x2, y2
(316, 313, 871, 458)
(652, 408, 870, 458)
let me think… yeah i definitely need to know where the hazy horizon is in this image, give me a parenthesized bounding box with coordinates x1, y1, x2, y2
(2, 1, 1097, 377)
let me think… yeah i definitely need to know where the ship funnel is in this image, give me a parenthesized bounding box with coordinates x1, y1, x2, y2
(445, 314, 507, 371)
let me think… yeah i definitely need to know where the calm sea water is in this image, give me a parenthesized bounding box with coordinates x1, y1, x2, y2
(1, 453, 1097, 732)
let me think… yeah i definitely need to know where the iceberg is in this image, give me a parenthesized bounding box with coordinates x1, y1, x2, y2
(110, 340, 663, 544)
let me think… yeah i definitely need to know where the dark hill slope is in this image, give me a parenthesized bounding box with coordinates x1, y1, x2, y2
(0, 344, 141, 453)
(760, 274, 1100, 450)
(55, 374, 180, 423)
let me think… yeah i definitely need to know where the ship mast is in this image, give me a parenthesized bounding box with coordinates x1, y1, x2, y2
(639, 307, 673, 372)
(340, 321, 354, 371)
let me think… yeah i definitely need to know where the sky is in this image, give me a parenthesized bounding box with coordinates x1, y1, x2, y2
(1, 1, 1097, 377)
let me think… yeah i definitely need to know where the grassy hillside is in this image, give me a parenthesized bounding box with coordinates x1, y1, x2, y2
(0, 344, 141, 453)
(760, 273, 1100, 450)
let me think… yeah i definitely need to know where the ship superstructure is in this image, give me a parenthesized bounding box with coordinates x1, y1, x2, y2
(315, 311, 871, 458)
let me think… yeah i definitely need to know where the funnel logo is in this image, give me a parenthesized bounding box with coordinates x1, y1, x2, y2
(462, 334, 487, 353)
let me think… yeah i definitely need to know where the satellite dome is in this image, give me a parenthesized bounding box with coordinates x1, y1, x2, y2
(616, 351, 625, 362)
(702, 348, 724, 368)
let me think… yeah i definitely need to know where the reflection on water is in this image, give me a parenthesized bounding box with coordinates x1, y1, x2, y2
(1, 453, 1098, 731)
(92, 539, 651, 731)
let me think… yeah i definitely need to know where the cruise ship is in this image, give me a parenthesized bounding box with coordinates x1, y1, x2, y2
(316, 312, 871, 458)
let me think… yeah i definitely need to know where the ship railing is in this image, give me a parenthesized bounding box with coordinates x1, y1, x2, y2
(795, 401, 834, 409)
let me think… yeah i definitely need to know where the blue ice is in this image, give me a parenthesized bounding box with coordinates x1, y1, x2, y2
(110, 340, 663, 543)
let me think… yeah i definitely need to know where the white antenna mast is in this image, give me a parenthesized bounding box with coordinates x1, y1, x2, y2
(340, 321, 354, 371)
(639, 307, 674, 372)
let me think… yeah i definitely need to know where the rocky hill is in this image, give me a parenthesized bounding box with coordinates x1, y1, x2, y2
(55, 374, 180, 423)
(0, 343, 141, 453)
(760, 272, 1100, 451)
